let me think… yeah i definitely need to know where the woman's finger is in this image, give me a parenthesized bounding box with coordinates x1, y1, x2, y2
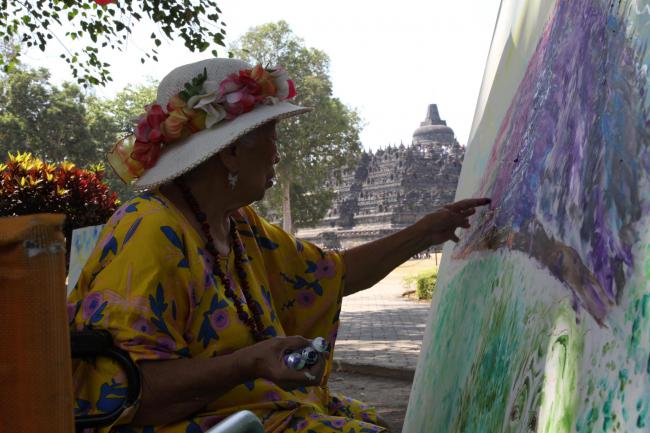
(281, 336, 313, 351)
(446, 198, 491, 212)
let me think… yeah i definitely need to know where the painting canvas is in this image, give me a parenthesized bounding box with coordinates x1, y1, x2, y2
(403, 1, 650, 432)
(67, 224, 104, 295)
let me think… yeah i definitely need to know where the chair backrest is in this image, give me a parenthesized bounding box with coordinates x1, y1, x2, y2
(0, 214, 74, 433)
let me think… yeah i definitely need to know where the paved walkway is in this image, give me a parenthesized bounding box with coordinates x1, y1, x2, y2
(333, 258, 437, 376)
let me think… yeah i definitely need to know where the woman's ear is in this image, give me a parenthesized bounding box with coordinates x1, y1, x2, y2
(217, 145, 239, 173)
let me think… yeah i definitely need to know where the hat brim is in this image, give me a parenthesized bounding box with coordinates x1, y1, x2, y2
(133, 101, 311, 190)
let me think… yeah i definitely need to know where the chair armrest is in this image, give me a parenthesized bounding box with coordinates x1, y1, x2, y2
(204, 411, 265, 433)
(71, 329, 140, 432)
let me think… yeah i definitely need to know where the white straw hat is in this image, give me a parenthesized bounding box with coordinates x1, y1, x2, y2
(108, 58, 311, 190)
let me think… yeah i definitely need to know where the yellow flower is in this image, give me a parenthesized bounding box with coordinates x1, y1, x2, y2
(250, 64, 277, 97)
(162, 108, 190, 141)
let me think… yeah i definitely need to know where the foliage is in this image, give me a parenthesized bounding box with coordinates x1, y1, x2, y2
(0, 152, 119, 258)
(0, 0, 227, 87)
(87, 80, 157, 133)
(86, 80, 157, 200)
(0, 65, 157, 201)
(231, 21, 362, 231)
(0, 67, 101, 165)
(404, 268, 438, 300)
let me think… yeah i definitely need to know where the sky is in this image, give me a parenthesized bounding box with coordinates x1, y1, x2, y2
(25, 0, 502, 152)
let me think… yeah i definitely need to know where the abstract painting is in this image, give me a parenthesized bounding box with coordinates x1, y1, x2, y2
(67, 224, 104, 295)
(404, 1, 650, 432)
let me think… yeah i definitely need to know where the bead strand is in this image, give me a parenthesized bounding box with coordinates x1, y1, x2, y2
(174, 178, 265, 341)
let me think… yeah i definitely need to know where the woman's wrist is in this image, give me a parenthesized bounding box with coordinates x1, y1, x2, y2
(413, 215, 436, 248)
(229, 346, 262, 383)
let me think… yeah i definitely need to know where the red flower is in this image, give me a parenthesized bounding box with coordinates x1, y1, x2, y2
(287, 80, 296, 99)
(95, 0, 114, 5)
(131, 104, 167, 168)
(238, 70, 263, 97)
(135, 104, 167, 145)
(131, 140, 162, 169)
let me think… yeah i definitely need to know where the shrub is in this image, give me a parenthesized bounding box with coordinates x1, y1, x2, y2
(403, 268, 438, 300)
(415, 270, 437, 300)
(0, 152, 119, 261)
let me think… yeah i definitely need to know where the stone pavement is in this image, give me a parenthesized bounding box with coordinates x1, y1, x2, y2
(332, 258, 436, 378)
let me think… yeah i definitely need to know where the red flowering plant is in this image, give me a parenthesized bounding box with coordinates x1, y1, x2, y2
(108, 65, 297, 183)
(0, 152, 119, 264)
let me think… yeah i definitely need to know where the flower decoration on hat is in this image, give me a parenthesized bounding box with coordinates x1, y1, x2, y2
(108, 65, 297, 183)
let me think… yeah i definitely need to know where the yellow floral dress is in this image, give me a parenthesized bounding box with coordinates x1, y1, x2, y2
(68, 191, 384, 433)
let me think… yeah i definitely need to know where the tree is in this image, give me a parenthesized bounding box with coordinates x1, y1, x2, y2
(88, 81, 157, 133)
(231, 21, 362, 232)
(86, 81, 157, 199)
(0, 67, 102, 165)
(0, 65, 157, 201)
(0, 0, 227, 87)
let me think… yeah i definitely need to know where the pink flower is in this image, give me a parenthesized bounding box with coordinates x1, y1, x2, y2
(67, 301, 78, 323)
(156, 335, 177, 352)
(81, 292, 104, 321)
(108, 202, 131, 225)
(209, 310, 230, 331)
(219, 73, 244, 94)
(219, 70, 268, 118)
(264, 391, 282, 401)
(314, 258, 336, 279)
(296, 289, 316, 308)
(331, 418, 346, 428)
(199, 250, 216, 288)
(223, 89, 257, 118)
(131, 318, 155, 335)
(329, 399, 344, 413)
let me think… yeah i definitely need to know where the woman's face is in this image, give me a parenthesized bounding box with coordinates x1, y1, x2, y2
(233, 122, 280, 202)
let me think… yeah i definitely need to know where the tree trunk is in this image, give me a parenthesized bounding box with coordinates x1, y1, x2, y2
(281, 180, 293, 234)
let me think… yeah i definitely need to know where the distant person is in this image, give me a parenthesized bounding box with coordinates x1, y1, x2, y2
(68, 57, 489, 433)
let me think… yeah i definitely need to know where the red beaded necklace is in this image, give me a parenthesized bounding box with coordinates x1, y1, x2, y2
(174, 178, 266, 341)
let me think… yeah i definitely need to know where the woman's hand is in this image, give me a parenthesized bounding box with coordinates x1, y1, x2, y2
(238, 336, 326, 390)
(421, 198, 491, 245)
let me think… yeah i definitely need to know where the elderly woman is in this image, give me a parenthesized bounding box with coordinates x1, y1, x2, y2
(68, 58, 489, 433)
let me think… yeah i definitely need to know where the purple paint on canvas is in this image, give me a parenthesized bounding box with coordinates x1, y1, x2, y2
(456, 0, 650, 325)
